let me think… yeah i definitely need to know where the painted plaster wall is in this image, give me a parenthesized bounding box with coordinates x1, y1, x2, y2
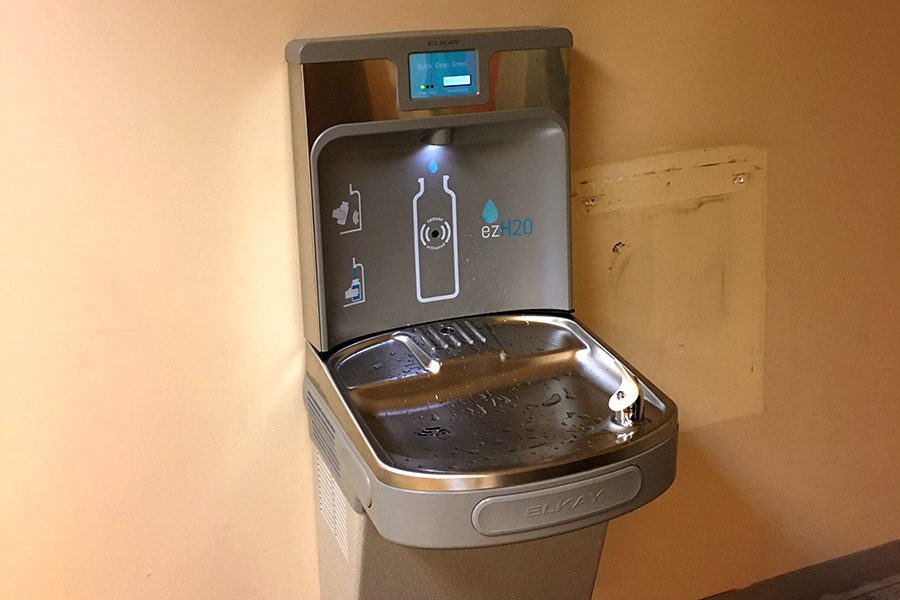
(568, 4, 900, 599)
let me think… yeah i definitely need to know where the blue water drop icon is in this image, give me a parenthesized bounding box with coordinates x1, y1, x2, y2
(428, 159, 438, 174)
(482, 199, 499, 224)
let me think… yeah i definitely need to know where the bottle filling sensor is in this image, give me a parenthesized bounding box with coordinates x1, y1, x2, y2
(285, 27, 678, 600)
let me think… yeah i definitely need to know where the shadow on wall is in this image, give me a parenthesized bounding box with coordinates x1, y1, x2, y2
(568, 49, 608, 170)
(592, 430, 797, 600)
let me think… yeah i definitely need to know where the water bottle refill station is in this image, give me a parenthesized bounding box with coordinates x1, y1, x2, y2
(286, 28, 678, 600)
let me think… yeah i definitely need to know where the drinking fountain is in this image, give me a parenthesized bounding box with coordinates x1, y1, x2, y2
(285, 27, 678, 600)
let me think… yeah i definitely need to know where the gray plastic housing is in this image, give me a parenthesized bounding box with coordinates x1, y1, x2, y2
(312, 110, 570, 348)
(287, 27, 573, 352)
(305, 375, 676, 549)
(303, 314, 679, 549)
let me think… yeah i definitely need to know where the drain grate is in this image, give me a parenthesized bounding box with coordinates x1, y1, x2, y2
(416, 426, 451, 437)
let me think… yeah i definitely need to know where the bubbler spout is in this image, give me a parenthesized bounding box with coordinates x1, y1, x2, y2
(609, 362, 644, 427)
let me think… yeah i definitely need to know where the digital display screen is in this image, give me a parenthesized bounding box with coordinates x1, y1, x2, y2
(409, 50, 478, 99)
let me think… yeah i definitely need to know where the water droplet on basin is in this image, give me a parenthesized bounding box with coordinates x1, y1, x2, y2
(428, 159, 438, 174)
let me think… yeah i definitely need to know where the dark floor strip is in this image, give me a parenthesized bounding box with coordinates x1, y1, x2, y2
(705, 539, 900, 600)
(840, 576, 900, 600)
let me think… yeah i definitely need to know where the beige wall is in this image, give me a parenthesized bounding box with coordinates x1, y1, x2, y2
(571, 3, 900, 599)
(1, 2, 897, 600)
(1, 1, 317, 597)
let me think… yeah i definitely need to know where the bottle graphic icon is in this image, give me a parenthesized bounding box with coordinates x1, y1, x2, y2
(343, 257, 366, 307)
(412, 173, 459, 303)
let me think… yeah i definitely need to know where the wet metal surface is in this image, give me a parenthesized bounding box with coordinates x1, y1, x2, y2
(328, 314, 676, 478)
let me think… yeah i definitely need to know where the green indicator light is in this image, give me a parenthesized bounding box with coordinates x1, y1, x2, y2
(420, 84, 426, 90)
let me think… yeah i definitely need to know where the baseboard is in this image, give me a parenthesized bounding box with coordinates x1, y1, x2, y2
(705, 539, 900, 600)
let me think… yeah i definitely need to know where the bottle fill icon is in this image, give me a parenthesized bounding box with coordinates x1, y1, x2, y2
(412, 170, 459, 303)
(343, 257, 366, 307)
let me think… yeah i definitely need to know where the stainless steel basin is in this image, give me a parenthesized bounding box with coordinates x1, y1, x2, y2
(327, 314, 677, 490)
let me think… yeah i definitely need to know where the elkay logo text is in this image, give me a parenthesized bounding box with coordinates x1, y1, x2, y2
(524, 488, 606, 518)
(427, 39, 460, 47)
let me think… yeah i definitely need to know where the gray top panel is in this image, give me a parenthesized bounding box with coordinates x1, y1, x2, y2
(285, 27, 572, 64)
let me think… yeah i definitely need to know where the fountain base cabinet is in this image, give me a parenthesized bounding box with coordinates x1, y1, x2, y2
(314, 452, 607, 600)
(286, 28, 678, 600)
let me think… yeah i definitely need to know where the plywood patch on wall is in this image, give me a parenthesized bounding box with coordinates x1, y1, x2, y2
(571, 146, 766, 431)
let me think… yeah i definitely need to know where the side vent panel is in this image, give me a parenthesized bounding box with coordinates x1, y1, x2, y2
(305, 389, 341, 478)
(316, 451, 350, 561)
